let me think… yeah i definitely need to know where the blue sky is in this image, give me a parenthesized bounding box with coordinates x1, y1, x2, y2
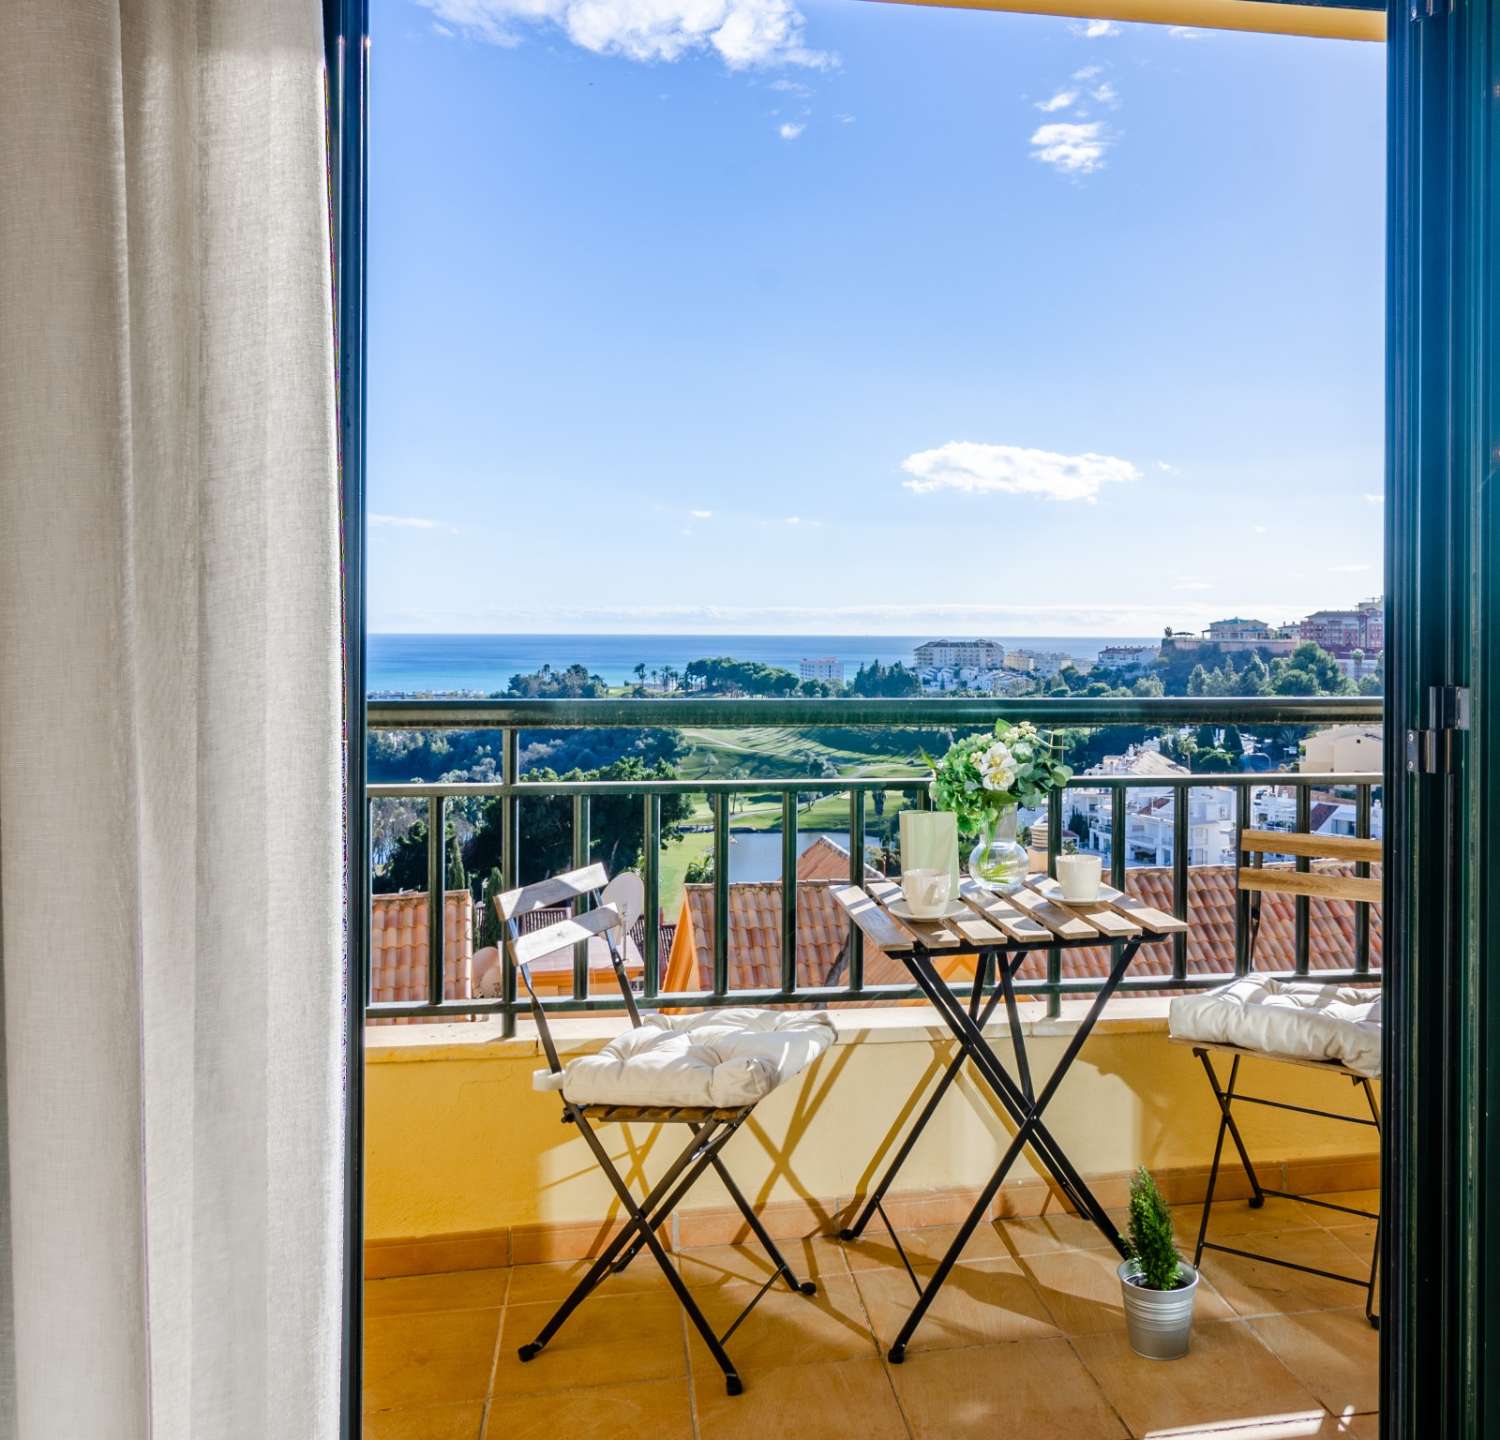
(368, 0, 1385, 635)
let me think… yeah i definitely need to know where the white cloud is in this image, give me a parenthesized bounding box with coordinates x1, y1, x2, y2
(835, 112, 855, 123)
(1030, 120, 1110, 175)
(1156, 461, 1174, 473)
(416, 0, 832, 69)
(1036, 89, 1078, 112)
(1072, 64, 1103, 80)
(778, 120, 805, 140)
(900, 441, 1140, 504)
(1071, 18, 1121, 37)
(1092, 81, 1119, 106)
(1363, 491, 1383, 504)
(1253, 523, 1269, 534)
(690, 508, 714, 519)
(1329, 562, 1373, 573)
(1168, 24, 1203, 37)
(370, 513, 461, 534)
(769, 77, 811, 93)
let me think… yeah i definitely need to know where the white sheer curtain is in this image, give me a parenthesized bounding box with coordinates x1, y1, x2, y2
(0, 3, 345, 1436)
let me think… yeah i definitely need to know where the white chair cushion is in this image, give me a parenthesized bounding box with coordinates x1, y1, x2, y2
(1169, 975, 1382, 1078)
(542, 1008, 837, 1110)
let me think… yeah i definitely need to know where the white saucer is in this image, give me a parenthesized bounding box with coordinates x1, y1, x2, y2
(888, 897, 968, 922)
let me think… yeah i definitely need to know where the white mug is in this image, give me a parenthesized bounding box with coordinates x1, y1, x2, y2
(1056, 853, 1103, 903)
(903, 868, 953, 918)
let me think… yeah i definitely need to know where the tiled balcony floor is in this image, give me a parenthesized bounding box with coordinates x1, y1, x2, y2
(364, 1191, 1379, 1440)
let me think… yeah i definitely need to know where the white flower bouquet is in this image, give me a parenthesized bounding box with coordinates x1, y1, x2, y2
(929, 720, 1072, 837)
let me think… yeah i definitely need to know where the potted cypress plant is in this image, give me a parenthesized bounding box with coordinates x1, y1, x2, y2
(1118, 1166, 1200, 1359)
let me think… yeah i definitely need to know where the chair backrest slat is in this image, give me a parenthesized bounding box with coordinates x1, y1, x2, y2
(508, 902, 624, 969)
(1240, 868, 1383, 904)
(497, 863, 611, 922)
(1239, 829, 1382, 865)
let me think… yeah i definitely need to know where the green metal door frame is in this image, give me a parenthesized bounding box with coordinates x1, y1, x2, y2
(1384, 0, 1498, 1431)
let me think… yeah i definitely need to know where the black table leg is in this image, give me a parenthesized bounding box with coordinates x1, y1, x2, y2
(887, 939, 1142, 1362)
(840, 958, 1008, 1241)
(902, 946, 1124, 1246)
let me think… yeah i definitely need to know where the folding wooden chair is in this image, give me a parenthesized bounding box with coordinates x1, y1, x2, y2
(501, 863, 833, 1395)
(1171, 829, 1383, 1328)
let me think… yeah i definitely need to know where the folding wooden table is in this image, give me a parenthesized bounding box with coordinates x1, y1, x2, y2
(831, 873, 1189, 1362)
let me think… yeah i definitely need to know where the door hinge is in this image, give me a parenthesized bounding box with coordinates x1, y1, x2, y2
(1406, 685, 1470, 774)
(1410, 0, 1452, 21)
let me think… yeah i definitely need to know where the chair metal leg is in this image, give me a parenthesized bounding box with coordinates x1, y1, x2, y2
(521, 1115, 747, 1393)
(1362, 1077, 1382, 1329)
(708, 1145, 817, 1296)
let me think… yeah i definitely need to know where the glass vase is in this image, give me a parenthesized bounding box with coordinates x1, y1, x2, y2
(968, 806, 1028, 894)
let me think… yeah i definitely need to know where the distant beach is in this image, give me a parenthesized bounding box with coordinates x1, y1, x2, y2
(368, 633, 1160, 695)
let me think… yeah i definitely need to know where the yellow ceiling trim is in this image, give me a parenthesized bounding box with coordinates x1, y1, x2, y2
(865, 0, 1384, 42)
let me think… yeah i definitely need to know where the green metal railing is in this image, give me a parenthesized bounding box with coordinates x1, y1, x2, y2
(365, 696, 1383, 1030)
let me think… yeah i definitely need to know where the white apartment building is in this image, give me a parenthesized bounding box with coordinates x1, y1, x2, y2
(799, 656, 844, 684)
(1067, 785, 1237, 868)
(1096, 643, 1160, 671)
(913, 638, 1006, 670)
(1302, 725, 1383, 773)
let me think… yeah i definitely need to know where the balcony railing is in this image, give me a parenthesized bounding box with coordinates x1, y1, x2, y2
(365, 696, 1383, 1031)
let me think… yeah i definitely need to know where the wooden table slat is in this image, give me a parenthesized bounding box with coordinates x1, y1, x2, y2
(866, 879, 967, 950)
(831, 883, 918, 951)
(1027, 878, 1144, 937)
(958, 880, 1052, 943)
(1008, 880, 1106, 940)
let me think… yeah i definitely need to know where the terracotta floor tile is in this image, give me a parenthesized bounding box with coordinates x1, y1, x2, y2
(366, 1269, 510, 1319)
(363, 1402, 485, 1440)
(1179, 1195, 1333, 1240)
(481, 1378, 694, 1439)
(1153, 1417, 1374, 1439)
(1071, 1319, 1323, 1437)
(1247, 1309, 1381, 1416)
(676, 1235, 849, 1289)
(492, 1289, 687, 1394)
(841, 1220, 1011, 1273)
(364, 1309, 501, 1412)
(994, 1209, 1123, 1256)
(503, 1253, 671, 1307)
(854, 1257, 1059, 1357)
(1022, 1247, 1233, 1337)
(1201, 1230, 1375, 1317)
(693, 1356, 909, 1438)
(889, 1335, 1127, 1440)
(685, 1273, 878, 1377)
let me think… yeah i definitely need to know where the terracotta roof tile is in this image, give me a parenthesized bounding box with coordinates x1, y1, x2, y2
(665, 864, 1381, 998)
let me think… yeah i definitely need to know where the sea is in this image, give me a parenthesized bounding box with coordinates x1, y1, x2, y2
(368, 633, 1158, 695)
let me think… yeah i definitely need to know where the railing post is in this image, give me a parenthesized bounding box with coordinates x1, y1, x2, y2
(781, 792, 798, 994)
(848, 788, 866, 993)
(1354, 782, 1372, 975)
(1294, 782, 1311, 976)
(501, 727, 519, 1038)
(427, 793, 446, 1010)
(1172, 786, 1189, 982)
(643, 793, 661, 1000)
(1046, 789, 1063, 1018)
(1234, 781, 1251, 976)
(572, 794, 591, 1000)
(712, 791, 730, 999)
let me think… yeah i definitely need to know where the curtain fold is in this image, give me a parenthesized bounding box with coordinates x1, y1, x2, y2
(0, 3, 345, 1436)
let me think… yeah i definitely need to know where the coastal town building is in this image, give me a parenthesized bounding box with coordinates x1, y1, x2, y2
(913, 638, 1006, 670)
(1297, 598, 1385, 656)
(1096, 643, 1160, 671)
(799, 656, 844, 684)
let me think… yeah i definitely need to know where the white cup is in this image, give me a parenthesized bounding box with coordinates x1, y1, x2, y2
(903, 868, 953, 918)
(1056, 853, 1103, 903)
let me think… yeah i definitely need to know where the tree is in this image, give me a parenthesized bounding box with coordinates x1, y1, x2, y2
(1194, 723, 1218, 751)
(1187, 664, 1209, 697)
(633, 662, 647, 685)
(373, 817, 469, 894)
(1221, 723, 1245, 757)
(1281, 642, 1350, 695)
(507, 663, 607, 698)
(1069, 809, 1090, 844)
(464, 756, 693, 886)
(477, 867, 505, 950)
(1273, 667, 1318, 696)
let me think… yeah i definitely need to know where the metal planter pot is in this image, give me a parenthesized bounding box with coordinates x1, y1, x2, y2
(1117, 1259, 1200, 1359)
